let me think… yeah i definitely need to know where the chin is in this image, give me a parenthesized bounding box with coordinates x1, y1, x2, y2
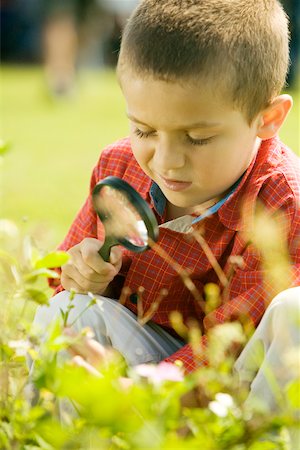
(163, 192, 199, 208)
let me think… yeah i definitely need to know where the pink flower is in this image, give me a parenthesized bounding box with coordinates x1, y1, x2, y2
(135, 361, 184, 384)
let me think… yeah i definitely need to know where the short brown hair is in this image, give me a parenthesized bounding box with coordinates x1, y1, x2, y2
(118, 0, 290, 122)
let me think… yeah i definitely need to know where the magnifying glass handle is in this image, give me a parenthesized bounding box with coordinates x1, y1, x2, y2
(98, 236, 119, 262)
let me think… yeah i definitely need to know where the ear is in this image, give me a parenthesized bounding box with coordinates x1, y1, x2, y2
(257, 94, 293, 140)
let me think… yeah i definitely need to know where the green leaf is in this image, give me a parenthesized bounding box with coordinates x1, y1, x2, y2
(59, 308, 67, 323)
(34, 252, 69, 269)
(286, 378, 300, 409)
(0, 343, 14, 360)
(248, 441, 277, 449)
(24, 268, 60, 282)
(25, 288, 49, 305)
(0, 139, 11, 155)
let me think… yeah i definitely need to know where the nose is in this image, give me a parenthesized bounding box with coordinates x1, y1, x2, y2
(153, 134, 185, 172)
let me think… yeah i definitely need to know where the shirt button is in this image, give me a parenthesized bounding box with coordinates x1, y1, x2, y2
(129, 293, 138, 304)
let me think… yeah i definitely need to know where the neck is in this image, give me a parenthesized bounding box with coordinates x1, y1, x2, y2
(166, 196, 220, 221)
(191, 197, 221, 217)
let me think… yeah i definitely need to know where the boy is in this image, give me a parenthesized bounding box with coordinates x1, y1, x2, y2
(36, 0, 300, 409)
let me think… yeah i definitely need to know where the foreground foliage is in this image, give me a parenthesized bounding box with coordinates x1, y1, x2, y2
(0, 218, 299, 450)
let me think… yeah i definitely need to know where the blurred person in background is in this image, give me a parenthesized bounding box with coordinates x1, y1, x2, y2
(281, 0, 300, 88)
(42, 1, 79, 96)
(42, 0, 139, 96)
(41, 0, 96, 97)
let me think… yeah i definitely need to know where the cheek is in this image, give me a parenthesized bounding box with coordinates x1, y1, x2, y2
(130, 136, 152, 169)
(189, 139, 246, 181)
(189, 144, 220, 173)
(209, 138, 255, 183)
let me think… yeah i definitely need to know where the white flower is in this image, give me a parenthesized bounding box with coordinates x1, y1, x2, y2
(209, 400, 228, 417)
(0, 219, 19, 239)
(8, 339, 31, 357)
(215, 392, 234, 408)
(209, 393, 234, 417)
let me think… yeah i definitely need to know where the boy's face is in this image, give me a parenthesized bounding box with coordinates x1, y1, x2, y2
(120, 70, 262, 212)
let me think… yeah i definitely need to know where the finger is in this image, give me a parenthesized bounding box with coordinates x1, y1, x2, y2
(69, 336, 108, 366)
(80, 240, 117, 276)
(67, 245, 111, 281)
(60, 273, 85, 293)
(61, 272, 106, 294)
(70, 256, 111, 282)
(109, 246, 123, 270)
(62, 262, 113, 293)
(72, 355, 101, 377)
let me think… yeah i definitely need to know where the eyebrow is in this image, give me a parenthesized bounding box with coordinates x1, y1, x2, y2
(126, 113, 222, 129)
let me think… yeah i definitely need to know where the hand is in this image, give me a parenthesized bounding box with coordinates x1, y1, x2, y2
(64, 327, 115, 374)
(61, 238, 122, 294)
(65, 328, 133, 388)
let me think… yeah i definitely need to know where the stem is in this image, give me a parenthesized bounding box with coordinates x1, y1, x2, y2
(138, 288, 168, 326)
(118, 286, 131, 306)
(68, 299, 96, 327)
(191, 229, 228, 288)
(19, 295, 28, 323)
(148, 237, 206, 313)
(137, 286, 145, 322)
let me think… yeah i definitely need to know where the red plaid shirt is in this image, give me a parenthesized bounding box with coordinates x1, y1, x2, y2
(51, 136, 300, 372)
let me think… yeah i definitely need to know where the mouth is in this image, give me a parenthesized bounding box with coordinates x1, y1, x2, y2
(158, 175, 192, 192)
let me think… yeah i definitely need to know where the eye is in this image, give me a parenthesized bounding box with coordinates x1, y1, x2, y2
(186, 135, 214, 146)
(133, 127, 156, 138)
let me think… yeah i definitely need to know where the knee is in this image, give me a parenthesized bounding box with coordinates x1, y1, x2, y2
(51, 290, 92, 310)
(269, 286, 300, 312)
(34, 291, 92, 330)
(267, 287, 300, 330)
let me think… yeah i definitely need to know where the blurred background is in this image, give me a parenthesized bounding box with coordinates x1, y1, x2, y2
(1, 0, 299, 250)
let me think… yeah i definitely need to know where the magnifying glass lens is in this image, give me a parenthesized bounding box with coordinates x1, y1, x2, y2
(93, 185, 149, 247)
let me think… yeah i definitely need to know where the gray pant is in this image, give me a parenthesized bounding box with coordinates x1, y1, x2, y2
(33, 286, 300, 411)
(33, 291, 184, 367)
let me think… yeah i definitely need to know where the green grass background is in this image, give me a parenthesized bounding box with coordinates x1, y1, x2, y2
(1, 66, 299, 249)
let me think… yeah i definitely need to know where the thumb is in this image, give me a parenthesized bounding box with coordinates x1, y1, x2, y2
(109, 246, 122, 268)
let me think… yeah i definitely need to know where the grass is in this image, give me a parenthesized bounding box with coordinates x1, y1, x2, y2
(1, 66, 128, 247)
(1, 65, 299, 249)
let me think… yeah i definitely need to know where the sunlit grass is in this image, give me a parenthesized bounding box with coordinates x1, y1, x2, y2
(1, 65, 299, 248)
(1, 66, 128, 246)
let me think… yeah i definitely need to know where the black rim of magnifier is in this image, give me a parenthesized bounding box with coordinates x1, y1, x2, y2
(92, 176, 159, 252)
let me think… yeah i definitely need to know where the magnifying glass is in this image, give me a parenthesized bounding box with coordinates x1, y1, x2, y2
(92, 176, 159, 261)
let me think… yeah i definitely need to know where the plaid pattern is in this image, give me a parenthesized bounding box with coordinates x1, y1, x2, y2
(51, 136, 300, 373)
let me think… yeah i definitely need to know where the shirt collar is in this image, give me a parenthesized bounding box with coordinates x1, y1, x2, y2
(150, 182, 167, 216)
